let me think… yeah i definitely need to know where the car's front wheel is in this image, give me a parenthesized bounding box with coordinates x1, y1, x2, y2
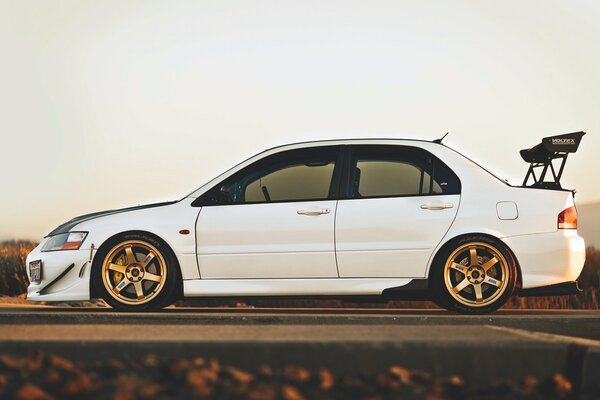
(93, 233, 180, 311)
(431, 236, 517, 314)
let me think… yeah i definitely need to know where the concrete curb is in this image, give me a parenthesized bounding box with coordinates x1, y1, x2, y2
(581, 347, 600, 398)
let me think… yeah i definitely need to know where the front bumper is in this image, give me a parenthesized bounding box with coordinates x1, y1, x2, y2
(502, 229, 586, 289)
(26, 243, 91, 301)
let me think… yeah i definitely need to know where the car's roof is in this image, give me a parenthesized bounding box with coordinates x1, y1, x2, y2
(262, 137, 440, 152)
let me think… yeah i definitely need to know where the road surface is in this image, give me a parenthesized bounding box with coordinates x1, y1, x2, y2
(0, 306, 598, 392)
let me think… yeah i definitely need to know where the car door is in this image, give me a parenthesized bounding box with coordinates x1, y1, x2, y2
(194, 145, 342, 279)
(335, 145, 461, 278)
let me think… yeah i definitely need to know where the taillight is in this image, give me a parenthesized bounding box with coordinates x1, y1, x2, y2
(558, 206, 577, 229)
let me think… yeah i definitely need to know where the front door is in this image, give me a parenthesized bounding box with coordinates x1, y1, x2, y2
(195, 145, 342, 279)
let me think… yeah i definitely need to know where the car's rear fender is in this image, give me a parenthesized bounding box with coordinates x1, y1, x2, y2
(425, 186, 581, 279)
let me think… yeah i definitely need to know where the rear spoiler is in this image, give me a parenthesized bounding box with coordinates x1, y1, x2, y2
(520, 131, 585, 189)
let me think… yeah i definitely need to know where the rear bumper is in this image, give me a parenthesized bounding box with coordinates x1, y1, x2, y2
(502, 229, 585, 289)
(518, 281, 582, 297)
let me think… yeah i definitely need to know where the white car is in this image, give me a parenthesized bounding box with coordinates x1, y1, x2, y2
(26, 133, 586, 313)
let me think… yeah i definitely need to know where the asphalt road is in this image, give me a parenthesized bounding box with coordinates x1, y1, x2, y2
(0, 306, 599, 391)
(0, 306, 599, 338)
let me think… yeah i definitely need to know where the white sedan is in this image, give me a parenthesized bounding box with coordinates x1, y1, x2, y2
(26, 133, 586, 313)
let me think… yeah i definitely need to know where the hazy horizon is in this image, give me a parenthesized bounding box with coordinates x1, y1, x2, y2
(1, 0, 600, 241)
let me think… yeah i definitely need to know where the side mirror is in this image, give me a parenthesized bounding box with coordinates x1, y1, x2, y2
(191, 184, 233, 207)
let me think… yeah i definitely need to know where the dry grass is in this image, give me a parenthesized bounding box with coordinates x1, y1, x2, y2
(0, 240, 35, 297)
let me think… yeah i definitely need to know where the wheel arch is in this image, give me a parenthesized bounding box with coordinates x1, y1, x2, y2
(89, 230, 183, 299)
(427, 232, 523, 290)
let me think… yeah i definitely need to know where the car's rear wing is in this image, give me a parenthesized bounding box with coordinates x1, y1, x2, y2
(520, 131, 585, 189)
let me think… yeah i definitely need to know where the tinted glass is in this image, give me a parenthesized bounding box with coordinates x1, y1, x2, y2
(354, 160, 422, 197)
(429, 159, 460, 194)
(197, 146, 340, 206)
(348, 145, 460, 198)
(245, 163, 335, 202)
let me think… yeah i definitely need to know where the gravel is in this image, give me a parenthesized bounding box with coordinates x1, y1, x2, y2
(0, 352, 575, 400)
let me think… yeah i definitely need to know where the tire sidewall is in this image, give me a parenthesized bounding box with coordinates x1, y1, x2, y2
(431, 235, 517, 314)
(92, 233, 181, 312)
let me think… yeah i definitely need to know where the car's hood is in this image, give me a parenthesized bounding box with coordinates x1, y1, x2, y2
(46, 201, 178, 236)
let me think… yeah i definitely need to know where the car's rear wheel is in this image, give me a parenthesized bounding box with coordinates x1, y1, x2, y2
(93, 234, 180, 311)
(431, 236, 517, 314)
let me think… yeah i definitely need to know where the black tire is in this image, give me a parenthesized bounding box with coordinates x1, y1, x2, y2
(92, 232, 181, 312)
(430, 235, 517, 314)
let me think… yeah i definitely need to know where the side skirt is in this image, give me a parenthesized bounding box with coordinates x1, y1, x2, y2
(182, 278, 430, 301)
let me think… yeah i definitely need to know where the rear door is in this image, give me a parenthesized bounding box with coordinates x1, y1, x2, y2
(335, 145, 460, 278)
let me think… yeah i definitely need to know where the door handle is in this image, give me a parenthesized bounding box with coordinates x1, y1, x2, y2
(420, 203, 454, 210)
(297, 208, 331, 216)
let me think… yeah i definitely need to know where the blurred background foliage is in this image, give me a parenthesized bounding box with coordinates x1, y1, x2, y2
(1, 241, 598, 309)
(0, 240, 34, 297)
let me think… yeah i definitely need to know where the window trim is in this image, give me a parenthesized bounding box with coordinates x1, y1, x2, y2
(192, 145, 345, 207)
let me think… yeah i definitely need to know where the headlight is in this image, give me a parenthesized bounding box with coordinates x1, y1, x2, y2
(42, 232, 88, 251)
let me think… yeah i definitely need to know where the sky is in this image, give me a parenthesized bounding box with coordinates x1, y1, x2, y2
(1, 0, 599, 241)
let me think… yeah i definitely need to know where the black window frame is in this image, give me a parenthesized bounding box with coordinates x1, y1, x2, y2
(338, 145, 461, 200)
(192, 145, 345, 207)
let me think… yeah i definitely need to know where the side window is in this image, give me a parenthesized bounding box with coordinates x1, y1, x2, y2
(244, 163, 335, 202)
(348, 146, 460, 198)
(198, 146, 340, 206)
(353, 160, 423, 197)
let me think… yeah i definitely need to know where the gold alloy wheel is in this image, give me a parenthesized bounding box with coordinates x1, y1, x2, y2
(443, 242, 510, 307)
(101, 240, 167, 305)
